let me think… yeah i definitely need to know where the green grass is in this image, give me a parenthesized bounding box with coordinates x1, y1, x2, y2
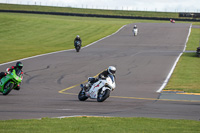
(165, 53, 200, 93)
(0, 117, 200, 133)
(186, 28, 200, 51)
(0, 12, 174, 64)
(0, 3, 180, 18)
(164, 28, 200, 93)
(0, 13, 132, 63)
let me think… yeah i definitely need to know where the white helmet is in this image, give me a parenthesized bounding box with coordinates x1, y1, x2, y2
(108, 66, 116, 75)
(76, 35, 80, 38)
(134, 25, 137, 28)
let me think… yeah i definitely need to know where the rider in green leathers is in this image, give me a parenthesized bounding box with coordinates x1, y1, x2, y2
(0, 61, 23, 90)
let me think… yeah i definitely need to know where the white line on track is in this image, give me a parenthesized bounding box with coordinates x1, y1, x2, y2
(156, 23, 192, 93)
(54, 115, 111, 119)
(0, 25, 126, 66)
(56, 109, 74, 111)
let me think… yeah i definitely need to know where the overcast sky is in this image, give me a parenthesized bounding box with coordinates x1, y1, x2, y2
(0, 0, 200, 12)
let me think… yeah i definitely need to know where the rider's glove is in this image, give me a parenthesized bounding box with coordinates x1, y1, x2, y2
(6, 68, 10, 74)
(100, 75, 106, 79)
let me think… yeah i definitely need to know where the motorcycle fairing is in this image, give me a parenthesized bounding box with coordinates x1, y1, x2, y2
(89, 81, 105, 99)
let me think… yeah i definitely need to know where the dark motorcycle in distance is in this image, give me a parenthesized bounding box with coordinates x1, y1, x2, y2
(197, 47, 200, 57)
(74, 41, 81, 52)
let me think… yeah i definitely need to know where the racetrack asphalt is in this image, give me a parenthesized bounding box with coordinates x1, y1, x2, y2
(1, 23, 200, 121)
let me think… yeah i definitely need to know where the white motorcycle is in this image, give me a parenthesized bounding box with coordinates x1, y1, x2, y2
(78, 75, 116, 102)
(133, 28, 138, 36)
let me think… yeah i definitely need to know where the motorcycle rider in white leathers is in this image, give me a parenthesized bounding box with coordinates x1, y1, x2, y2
(82, 66, 116, 91)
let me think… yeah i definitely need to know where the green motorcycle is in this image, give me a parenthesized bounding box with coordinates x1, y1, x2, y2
(0, 69, 23, 95)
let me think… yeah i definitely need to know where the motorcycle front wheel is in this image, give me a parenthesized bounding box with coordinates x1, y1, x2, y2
(78, 89, 88, 101)
(75, 46, 80, 52)
(97, 89, 110, 102)
(3, 81, 14, 95)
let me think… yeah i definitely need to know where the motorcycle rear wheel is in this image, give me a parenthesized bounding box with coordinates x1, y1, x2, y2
(97, 89, 110, 102)
(3, 81, 14, 95)
(78, 89, 88, 101)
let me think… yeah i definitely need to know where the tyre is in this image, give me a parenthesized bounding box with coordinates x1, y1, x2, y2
(135, 32, 137, 36)
(78, 89, 88, 101)
(97, 89, 110, 102)
(76, 46, 80, 52)
(14, 85, 20, 90)
(3, 81, 14, 95)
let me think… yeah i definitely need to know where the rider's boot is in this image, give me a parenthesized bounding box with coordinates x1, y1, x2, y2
(14, 84, 20, 90)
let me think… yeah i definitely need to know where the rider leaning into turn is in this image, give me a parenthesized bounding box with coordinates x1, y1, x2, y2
(0, 61, 23, 90)
(74, 35, 82, 46)
(82, 66, 116, 91)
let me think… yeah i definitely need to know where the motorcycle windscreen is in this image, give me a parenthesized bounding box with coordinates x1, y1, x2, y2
(16, 70, 22, 77)
(108, 75, 115, 83)
(107, 75, 116, 89)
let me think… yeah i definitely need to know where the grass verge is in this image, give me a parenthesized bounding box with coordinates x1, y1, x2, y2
(164, 28, 200, 93)
(165, 53, 200, 93)
(0, 117, 200, 133)
(0, 3, 179, 18)
(186, 28, 200, 51)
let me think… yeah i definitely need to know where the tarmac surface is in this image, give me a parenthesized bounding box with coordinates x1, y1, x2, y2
(1, 23, 200, 121)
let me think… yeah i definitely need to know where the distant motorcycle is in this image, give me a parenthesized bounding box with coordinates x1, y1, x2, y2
(197, 47, 200, 57)
(0, 69, 23, 95)
(133, 28, 138, 36)
(170, 19, 175, 23)
(78, 75, 116, 102)
(74, 41, 81, 52)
